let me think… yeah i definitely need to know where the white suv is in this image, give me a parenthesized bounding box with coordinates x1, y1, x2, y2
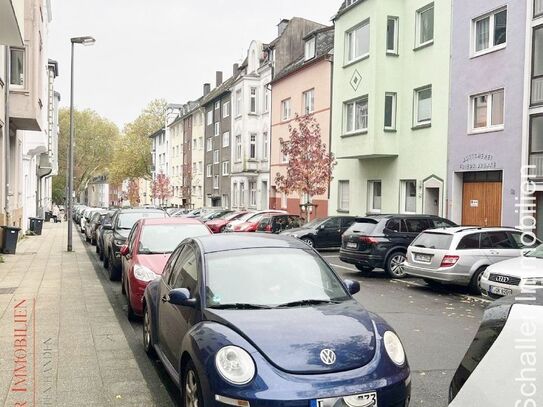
(403, 227, 538, 294)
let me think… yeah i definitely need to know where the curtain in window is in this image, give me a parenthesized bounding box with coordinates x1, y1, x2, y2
(491, 91, 504, 126)
(372, 182, 382, 210)
(346, 103, 354, 133)
(420, 8, 434, 44)
(339, 181, 349, 211)
(417, 89, 432, 123)
(474, 95, 488, 128)
(493, 10, 507, 46)
(356, 100, 368, 130)
(475, 17, 490, 52)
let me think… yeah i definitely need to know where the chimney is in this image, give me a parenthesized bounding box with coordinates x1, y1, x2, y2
(203, 83, 211, 96)
(233, 63, 239, 76)
(216, 71, 223, 87)
(277, 19, 289, 36)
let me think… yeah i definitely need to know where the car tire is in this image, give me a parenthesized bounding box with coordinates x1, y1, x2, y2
(385, 251, 407, 278)
(219, 225, 226, 233)
(469, 267, 486, 295)
(85, 235, 90, 243)
(356, 265, 374, 273)
(143, 305, 157, 359)
(182, 361, 204, 407)
(98, 246, 104, 261)
(108, 253, 120, 281)
(301, 237, 315, 248)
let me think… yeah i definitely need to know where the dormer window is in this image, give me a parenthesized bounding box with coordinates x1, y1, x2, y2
(304, 37, 316, 61)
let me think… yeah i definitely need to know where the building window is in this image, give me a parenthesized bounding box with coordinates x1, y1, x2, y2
(222, 194, 229, 209)
(235, 89, 242, 116)
(536, 0, 543, 18)
(222, 161, 229, 176)
(223, 101, 230, 118)
(214, 122, 220, 136)
(198, 161, 203, 174)
(338, 181, 350, 212)
(303, 89, 315, 115)
(414, 86, 432, 126)
(222, 131, 230, 148)
(206, 110, 213, 126)
(281, 98, 291, 121)
(263, 88, 270, 113)
(213, 175, 219, 190)
(235, 135, 242, 161)
(262, 132, 269, 160)
(532, 26, 543, 106)
(240, 183, 246, 206)
(473, 8, 507, 55)
(232, 183, 238, 206)
(215, 101, 220, 110)
(471, 89, 504, 131)
(206, 164, 212, 178)
(386, 17, 399, 55)
(249, 182, 257, 207)
(384, 92, 397, 130)
(402, 180, 417, 213)
(344, 97, 368, 134)
(214, 150, 220, 164)
(249, 134, 257, 159)
(281, 142, 289, 163)
(192, 139, 197, 150)
(346, 20, 370, 63)
(206, 138, 212, 152)
(368, 181, 382, 213)
(10, 48, 25, 87)
(415, 3, 434, 48)
(250, 87, 257, 114)
(304, 37, 316, 61)
(192, 162, 197, 174)
(529, 115, 543, 176)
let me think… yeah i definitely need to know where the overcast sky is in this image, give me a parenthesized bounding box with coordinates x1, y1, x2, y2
(48, 1, 338, 130)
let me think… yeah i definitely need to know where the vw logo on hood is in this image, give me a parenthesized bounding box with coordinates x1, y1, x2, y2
(320, 349, 336, 365)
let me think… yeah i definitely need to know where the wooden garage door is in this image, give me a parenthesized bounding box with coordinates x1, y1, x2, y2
(462, 182, 502, 227)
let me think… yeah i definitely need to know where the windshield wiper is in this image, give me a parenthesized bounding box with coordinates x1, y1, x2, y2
(208, 303, 273, 310)
(275, 299, 341, 308)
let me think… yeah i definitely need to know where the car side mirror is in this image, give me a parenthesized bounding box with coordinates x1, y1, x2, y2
(120, 245, 129, 257)
(343, 279, 360, 295)
(102, 223, 113, 230)
(168, 288, 197, 307)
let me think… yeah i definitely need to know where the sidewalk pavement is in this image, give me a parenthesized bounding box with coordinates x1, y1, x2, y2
(0, 222, 175, 406)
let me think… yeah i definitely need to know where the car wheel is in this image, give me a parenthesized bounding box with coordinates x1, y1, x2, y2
(385, 252, 407, 278)
(108, 253, 119, 281)
(356, 265, 374, 273)
(301, 237, 315, 248)
(85, 235, 90, 243)
(143, 305, 156, 358)
(183, 361, 204, 407)
(469, 267, 486, 295)
(219, 225, 226, 233)
(98, 246, 104, 261)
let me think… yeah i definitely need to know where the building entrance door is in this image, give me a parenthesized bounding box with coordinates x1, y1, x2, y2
(461, 171, 502, 227)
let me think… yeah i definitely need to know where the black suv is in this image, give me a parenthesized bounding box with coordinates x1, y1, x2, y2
(281, 216, 357, 249)
(340, 214, 456, 278)
(102, 208, 167, 280)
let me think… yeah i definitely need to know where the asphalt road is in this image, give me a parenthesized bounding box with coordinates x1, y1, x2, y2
(86, 237, 489, 407)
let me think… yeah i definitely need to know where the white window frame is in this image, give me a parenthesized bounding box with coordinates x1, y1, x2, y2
(235, 135, 242, 162)
(250, 87, 258, 114)
(303, 89, 315, 115)
(222, 131, 230, 148)
(214, 122, 220, 137)
(472, 7, 507, 57)
(346, 20, 370, 64)
(213, 175, 219, 190)
(281, 98, 291, 121)
(367, 180, 382, 213)
(235, 89, 242, 117)
(206, 164, 212, 178)
(206, 110, 213, 126)
(413, 86, 432, 127)
(249, 134, 257, 159)
(470, 88, 505, 133)
(344, 96, 369, 135)
(249, 181, 257, 207)
(386, 17, 399, 55)
(213, 150, 220, 164)
(304, 37, 316, 61)
(215, 101, 220, 110)
(401, 180, 417, 214)
(240, 183, 246, 206)
(10, 47, 25, 89)
(232, 183, 238, 207)
(415, 3, 434, 49)
(338, 181, 350, 212)
(223, 101, 230, 118)
(262, 132, 269, 160)
(222, 161, 229, 176)
(263, 88, 270, 113)
(206, 138, 213, 152)
(384, 92, 397, 130)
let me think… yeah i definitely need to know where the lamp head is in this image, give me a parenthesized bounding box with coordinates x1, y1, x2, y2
(71, 36, 96, 46)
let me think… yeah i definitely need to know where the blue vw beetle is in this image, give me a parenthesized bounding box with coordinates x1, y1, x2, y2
(143, 234, 411, 407)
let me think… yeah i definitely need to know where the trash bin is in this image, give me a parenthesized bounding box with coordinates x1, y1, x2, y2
(29, 217, 44, 235)
(1, 226, 21, 254)
(44, 211, 52, 222)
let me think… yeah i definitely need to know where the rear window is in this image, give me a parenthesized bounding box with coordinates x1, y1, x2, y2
(346, 219, 378, 235)
(412, 232, 453, 250)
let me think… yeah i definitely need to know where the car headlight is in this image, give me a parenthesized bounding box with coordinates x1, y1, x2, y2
(483, 269, 491, 279)
(133, 264, 157, 282)
(383, 331, 405, 366)
(523, 277, 543, 286)
(215, 346, 255, 385)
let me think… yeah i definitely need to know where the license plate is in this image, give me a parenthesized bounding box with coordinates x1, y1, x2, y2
(312, 392, 377, 407)
(414, 253, 432, 262)
(347, 242, 358, 249)
(489, 286, 513, 296)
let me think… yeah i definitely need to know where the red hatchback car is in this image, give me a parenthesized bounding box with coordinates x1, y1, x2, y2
(120, 217, 211, 319)
(206, 211, 251, 233)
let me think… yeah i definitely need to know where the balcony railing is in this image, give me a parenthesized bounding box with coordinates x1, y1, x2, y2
(535, 0, 543, 17)
(529, 152, 543, 178)
(532, 77, 543, 105)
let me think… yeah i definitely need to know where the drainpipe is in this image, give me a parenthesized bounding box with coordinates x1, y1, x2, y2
(4, 46, 11, 226)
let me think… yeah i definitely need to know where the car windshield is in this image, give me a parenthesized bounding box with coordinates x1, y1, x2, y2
(348, 220, 378, 234)
(304, 218, 327, 228)
(117, 212, 166, 229)
(412, 232, 453, 250)
(236, 212, 255, 222)
(138, 224, 210, 254)
(205, 248, 349, 308)
(525, 244, 543, 259)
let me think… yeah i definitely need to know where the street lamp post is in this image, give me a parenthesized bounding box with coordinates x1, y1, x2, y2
(67, 36, 95, 252)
